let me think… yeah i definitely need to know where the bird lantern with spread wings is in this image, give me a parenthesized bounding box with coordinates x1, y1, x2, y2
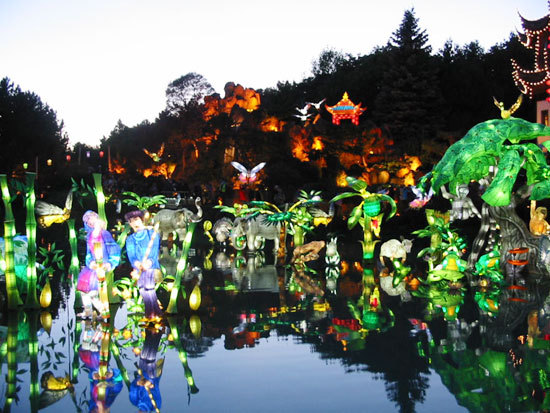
(325, 92, 366, 126)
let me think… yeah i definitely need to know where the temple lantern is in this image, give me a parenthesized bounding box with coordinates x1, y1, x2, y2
(66, 154, 71, 162)
(325, 92, 366, 126)
(99, 151, 104, 158)
(512, 9, 550, 99)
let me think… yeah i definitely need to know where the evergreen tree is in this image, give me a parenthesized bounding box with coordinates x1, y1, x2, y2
(373, 9, 443, 155)
(0, 77, 67, 174)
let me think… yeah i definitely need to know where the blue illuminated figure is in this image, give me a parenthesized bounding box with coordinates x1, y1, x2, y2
(125, 210, 162, 321)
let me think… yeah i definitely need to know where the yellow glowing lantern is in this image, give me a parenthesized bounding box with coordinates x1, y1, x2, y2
(40, 279, 52, 308)
(46, 159, 52, 166)
(189, 285, 201, 311)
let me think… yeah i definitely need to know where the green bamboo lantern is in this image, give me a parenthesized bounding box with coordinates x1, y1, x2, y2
(168, 317, 199, 394)
(167, 223, 197, 314)
(109, 341, 132, 389)
(71, 319, 82, 383)
(24, 172, 39, 308)
(92, 173, 107, 226)
(5, 311, 20, 410)
(67, 219, 79, 277)
(98, 322, 111, 380)
(1, 174, 23, 308)
(28, 310, 40, 412)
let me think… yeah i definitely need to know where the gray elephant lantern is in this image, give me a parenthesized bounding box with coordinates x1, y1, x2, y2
(212, 216, 280, 255)
(153, 197, 203, 242)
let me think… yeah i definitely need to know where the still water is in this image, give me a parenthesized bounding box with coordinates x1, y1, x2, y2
(0, 212, 545, 412)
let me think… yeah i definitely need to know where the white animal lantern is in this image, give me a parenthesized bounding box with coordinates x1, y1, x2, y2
(325, 237, 340, 265)
(379, 238, 413, 288)
(379, 238, 412, 263)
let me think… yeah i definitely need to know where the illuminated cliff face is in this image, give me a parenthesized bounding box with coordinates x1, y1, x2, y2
(260, 116, 285, 132)
(109, 158, 126, 174)
(202, 82, 261, 121)
(141, 162, 177, 179)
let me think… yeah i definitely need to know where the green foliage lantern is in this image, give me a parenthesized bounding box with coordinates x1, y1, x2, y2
(331, 176, 396, 261)
(424, 118, 550, 206)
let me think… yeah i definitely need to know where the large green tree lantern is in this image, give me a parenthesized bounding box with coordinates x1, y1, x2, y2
(331, 176, 396, 261)
(420, 117, 550, 276)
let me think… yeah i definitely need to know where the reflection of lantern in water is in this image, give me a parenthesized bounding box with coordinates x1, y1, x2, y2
(190, 314, 202, 338)
(40, 311, 52, 334)
(506, 247, 529, 282)
(189, 285, 201, 310)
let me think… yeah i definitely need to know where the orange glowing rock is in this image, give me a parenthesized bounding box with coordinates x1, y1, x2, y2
(141, 162, 176, 179)
(325, 92, 366, 125)
(336, 171, 348, 187)
(312, 136, 324, 150)
(289, 125, 311, 162)
(202, 83, 261, 121)
(260, 116, 285, 132)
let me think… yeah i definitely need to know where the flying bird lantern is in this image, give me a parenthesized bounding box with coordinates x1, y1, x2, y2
(493, 94, 523, 119)
(35, 191, 73, 228)
(231, 161, 266, 185)
(143, 143, 165, 162)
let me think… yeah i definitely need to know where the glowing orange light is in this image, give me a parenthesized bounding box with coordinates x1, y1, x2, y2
(336, 171, 348, 187)
(312, 136, 324, 150)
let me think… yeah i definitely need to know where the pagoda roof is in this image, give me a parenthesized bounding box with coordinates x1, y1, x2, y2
(325, 92, 365, 116)
(519, 13, 550, 33)
(512, 59, 549, 96)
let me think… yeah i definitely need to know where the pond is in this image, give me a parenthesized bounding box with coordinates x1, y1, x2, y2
(0, 204, 547, 413)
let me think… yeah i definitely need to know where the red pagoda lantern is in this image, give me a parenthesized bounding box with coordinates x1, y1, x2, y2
(325, 92, 366, 126)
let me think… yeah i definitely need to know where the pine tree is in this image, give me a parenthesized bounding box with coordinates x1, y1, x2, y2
(373, 9, 443, 155)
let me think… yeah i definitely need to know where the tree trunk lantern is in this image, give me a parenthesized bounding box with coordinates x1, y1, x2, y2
(325, 92, 366, 126)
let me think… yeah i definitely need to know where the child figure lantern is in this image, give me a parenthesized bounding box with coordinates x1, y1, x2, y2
(77, 211, 121, 319)
(125, 210, 162, 321)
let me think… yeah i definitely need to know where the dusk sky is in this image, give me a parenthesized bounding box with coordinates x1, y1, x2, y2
(1, 0, 547, 146)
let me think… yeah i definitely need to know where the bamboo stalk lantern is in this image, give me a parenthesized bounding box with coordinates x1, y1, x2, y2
(0, 174, 23, 308)
(25, 172, 39, 308)
(167, 223, 197, 314)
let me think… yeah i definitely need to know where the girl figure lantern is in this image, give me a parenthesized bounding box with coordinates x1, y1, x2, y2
(125, 210, 162, 321)
(78, 320, 123, 413)
(77, 211, 121, 319)
(129, 326, 164, 412)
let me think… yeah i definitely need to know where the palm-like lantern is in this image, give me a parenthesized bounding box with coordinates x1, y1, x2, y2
(331, 176, 396, 260)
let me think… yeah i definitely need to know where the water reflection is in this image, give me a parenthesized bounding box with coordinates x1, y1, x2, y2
(7, 235, 550, 411)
